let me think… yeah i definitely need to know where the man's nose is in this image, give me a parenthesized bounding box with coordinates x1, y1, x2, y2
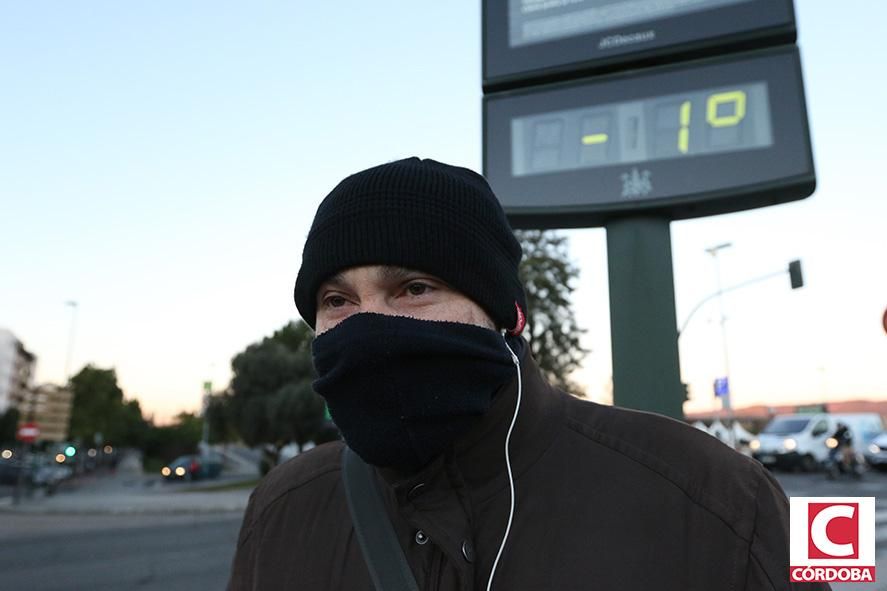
(358, 294, 398, 316)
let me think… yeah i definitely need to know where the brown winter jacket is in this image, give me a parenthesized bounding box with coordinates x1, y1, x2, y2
(227, 346, 829, 591)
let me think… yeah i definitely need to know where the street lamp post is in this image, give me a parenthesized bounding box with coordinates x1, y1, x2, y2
(679, 257, 804, 447)
(201, 380, 212, 455)
(705, 243, 734, 447)
(64, 301, 78, 382)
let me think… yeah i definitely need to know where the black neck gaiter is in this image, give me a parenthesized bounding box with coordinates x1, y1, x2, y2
(312, 313, 519, 472)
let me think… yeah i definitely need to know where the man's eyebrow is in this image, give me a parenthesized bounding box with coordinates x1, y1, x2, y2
(378, 266, 419, 282)
(319, 273, 347, 289)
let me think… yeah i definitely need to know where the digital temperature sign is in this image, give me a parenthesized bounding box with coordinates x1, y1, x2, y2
(511, 82, 771, 177)
(508, 0, 754, 48)
(483, 0, 795, 90)
(484, 46, 814, 228)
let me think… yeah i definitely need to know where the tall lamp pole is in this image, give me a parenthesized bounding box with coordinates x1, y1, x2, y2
(705, 243, 734, 446)
(64, 301, 78, 383)
(679, 258, 804, 446)
(201, 380, 212, 455)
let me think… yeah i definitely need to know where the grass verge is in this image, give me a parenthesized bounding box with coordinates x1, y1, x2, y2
(177, 477, 262, 493)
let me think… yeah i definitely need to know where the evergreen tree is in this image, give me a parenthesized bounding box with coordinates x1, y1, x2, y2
(516, 229, 588, 396)
(228, 320, 326, 455)
(68, 365, 150, 446)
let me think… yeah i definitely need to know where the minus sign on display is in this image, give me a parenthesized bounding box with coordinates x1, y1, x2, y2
(582, 133, 609, 145)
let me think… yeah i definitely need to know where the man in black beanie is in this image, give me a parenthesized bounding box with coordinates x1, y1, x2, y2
(228, 158, 828, 591)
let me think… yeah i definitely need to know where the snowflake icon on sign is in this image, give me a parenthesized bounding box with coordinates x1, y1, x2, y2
(620, 168, 652, 198)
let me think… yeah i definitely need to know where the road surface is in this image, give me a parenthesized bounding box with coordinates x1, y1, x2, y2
(0, 512, 242, 591)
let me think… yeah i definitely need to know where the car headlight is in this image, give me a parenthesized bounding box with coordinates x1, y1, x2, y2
(826, 437, 838, 449)
(783, 438, 797, 451)
(161, 467, 171, 477)
(175, 466, 186, 477)
(750, 439, 760, 451)
(869, 444, 881, 454)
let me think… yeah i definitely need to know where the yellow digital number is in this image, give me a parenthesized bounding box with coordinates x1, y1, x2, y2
(678, 100, 691, 154)
(706, 91, 746, 128)
(582, 133, 609, 145)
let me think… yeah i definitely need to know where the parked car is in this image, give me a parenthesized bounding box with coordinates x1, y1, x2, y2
(161, 453, 223, 481)
(864, 432, 887, 471)
(30, 453, 73, 491)
(0, 456, 24, 485)
(0, 452, 73, 490)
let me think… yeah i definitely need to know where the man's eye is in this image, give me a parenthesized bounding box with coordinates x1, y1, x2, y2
(406, 282, 431, 296)
(324, 295, 347, 308)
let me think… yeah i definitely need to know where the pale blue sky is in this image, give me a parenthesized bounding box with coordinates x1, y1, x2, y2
(1, 2, 884, 421)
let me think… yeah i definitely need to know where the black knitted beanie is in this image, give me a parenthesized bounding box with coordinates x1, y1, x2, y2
(294, 157, 527, 333)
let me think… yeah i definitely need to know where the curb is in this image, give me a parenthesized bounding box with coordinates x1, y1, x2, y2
(0, 489, 251, 516)
(0, 505, 248, 516)
(0, 500, 249, 516)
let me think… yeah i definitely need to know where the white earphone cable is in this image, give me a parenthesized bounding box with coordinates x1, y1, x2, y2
(486, 335, 522, 591)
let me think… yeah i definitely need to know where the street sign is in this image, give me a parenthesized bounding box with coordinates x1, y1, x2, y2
(789, 259, 804, 289)
(485, 46, 814, 228)
(796, 403, 828, 414)
(16, 423, 40, 443)
(714, 377, 730, 398)
(483, 0, 794, 90)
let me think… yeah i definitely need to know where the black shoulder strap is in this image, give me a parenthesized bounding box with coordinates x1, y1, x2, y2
(341, 446, 421, 591)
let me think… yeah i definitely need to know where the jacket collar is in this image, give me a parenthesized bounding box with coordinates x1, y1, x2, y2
(377, 339, 564, 505)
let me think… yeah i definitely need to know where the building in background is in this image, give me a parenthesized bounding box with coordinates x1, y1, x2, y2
(0, 329, 36, 414)
(21, 384, 74, 442)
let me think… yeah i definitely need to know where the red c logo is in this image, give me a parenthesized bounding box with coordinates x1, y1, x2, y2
(808, 503, 859, 559)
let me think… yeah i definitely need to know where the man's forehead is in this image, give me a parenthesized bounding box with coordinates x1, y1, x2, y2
(320, 265, 437, 288)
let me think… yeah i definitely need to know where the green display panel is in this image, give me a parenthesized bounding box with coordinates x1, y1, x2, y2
(512, 82, 771, 176)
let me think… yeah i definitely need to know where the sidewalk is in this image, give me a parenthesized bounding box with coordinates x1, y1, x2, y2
(0, 453, 254, 515)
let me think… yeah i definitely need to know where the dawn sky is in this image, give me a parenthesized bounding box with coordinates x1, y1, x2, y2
(2, 2, 884, 422)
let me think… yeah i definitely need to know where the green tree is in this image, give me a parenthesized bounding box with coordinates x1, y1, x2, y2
(67, 365, 151, 447)
(229, 320, 321, 455)
(143, 412, 203, 463)
(265, 382, 325, 453)
(270, 321, 315, 365)
(229, 339, 296, 446)
(0, 407, 20, 445)
(68, 365, 123, 443)
(112, 399, 151, 449)
(516, 229, 588, 395)
(205, 391, 237, 445)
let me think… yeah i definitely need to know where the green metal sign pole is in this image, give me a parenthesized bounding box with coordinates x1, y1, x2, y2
(606, 216, 684, 419)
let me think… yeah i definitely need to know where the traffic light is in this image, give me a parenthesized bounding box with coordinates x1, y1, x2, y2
(64, 445, 76, 457)
(788, 259, 803, 289)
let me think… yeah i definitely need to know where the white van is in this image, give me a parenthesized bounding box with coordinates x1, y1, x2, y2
(751, 414, 835, 471)
(751, 412, 885, 471)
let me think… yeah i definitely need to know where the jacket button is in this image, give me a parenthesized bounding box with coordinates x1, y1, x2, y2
(415, 530, 429, 545)
(407, 483, 427, 500)
(461, 540, 475, 563)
